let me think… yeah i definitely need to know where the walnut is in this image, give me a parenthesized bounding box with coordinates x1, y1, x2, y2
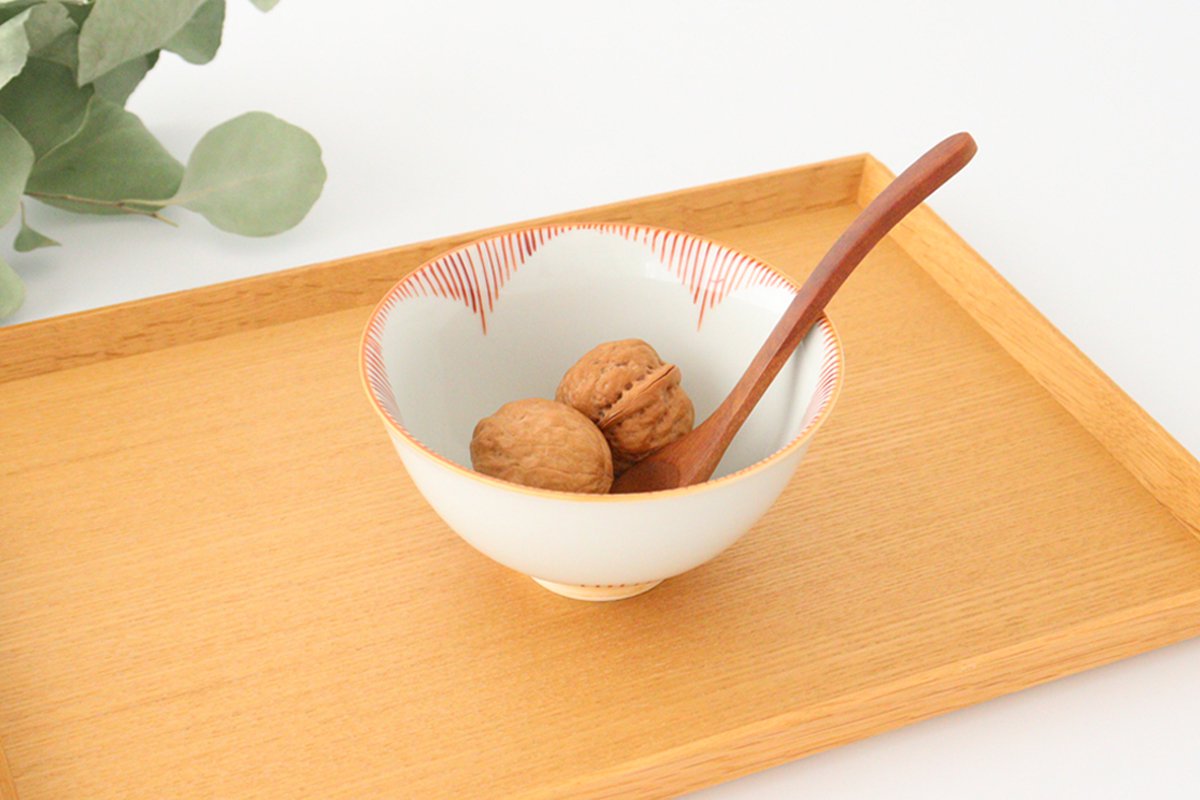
(556, 339, 695, 475)
(470, 398, 613, 493)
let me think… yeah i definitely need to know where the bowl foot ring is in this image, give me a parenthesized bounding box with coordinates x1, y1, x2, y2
(532, 577, 663, 601)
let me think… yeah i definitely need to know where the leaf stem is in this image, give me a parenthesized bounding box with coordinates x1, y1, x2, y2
(25, 192, 179, 227)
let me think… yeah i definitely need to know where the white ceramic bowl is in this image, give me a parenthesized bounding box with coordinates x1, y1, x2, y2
(360, 223, 843, 600)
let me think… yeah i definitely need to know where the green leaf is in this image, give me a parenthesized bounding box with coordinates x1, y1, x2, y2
(76, 0, 204, 84)
(0, 113, 33, 225)
(0, 2, 44, 19)
(0, 0, 87, 7)
(0, 255, 24, 319)
(92, 49, 156, 104)
(23, 2, 74, 51)
(26, 97, 184, 214)
(14, 216, 60, 251)
(248, 0, 278, 10)
(0, 9, 32, 90)
(0, 58, 91, 157)
(172, 111, 324, 236)
(164, 0, 221, 64)
(0, 0, 83, 64)
(64, 0, 89, 25)
(35, 27, 76, 67)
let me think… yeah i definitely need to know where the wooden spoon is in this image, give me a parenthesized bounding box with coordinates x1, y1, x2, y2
(611, 132, 978, 494)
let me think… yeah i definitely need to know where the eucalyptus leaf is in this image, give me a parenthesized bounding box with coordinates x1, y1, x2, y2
(27, 97, 183, 214)
(0, 0, 321, 322)
(64, 0, 88, 24)
(92, 49, 157, 104)
(76, 0, 204, 84)
(0, 1, 42, 18)
(0, 255, 24, 319)
(23, 2, 73, 51)
(0, 113, 33, 225)
(14, 216, 60, 250)
(172, 111, 324, 236)
(165, 0, 221, 64)
(0, 9, 32, 90)
(35, 27, 76, 67)
(0, 58, 91, 157)
(10, 1, 78, 73)
(0, 0, 86, 7)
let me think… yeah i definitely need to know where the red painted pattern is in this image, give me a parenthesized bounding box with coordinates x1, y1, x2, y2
(382, 223, 789, 334)
(798, 323, 840, 438)
(363, 224, 840, 452)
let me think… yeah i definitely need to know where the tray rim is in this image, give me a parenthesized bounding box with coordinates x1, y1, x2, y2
(522, 587, 1200, 799)
(3, 153, 1199, 800)
(855, 156, 1200, 538)
(0, 155, 864, 384)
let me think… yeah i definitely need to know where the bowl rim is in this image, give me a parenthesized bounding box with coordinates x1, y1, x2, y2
(358, 221, 845, 502)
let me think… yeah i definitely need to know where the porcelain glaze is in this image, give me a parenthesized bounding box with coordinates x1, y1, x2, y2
(361, 224, 843, 599)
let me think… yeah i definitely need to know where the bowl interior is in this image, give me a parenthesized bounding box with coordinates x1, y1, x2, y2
(365, 225, 836, 482)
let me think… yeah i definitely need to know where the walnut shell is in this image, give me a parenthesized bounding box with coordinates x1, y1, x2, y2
(470, 398, 613, 493)
(555, 339, 695, 475)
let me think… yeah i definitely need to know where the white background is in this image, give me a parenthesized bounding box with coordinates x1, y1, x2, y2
(6, 1, 1199, 797)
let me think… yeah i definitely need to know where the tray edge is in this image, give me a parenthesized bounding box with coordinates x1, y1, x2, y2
(857, 156, 1200, 540)
(521, 588, 1200, 800)
(0, 155, 865, 385)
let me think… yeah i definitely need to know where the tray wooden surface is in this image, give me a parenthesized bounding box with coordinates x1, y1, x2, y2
(3, 155, 1199, 800)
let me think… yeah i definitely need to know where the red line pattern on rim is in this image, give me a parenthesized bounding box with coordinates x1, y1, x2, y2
(383, 223, 789, 334)
(362, 224, 841, 476)
(800, 323, 840, 431)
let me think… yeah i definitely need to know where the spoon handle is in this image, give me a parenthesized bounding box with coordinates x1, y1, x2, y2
(701, 133, 977, 476)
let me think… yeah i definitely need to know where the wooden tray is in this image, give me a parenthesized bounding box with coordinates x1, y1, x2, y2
(3, 155, 1199, 800)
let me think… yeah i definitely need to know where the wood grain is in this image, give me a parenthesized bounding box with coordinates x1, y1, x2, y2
(857, 156, 1200, 538)
(0, 156, 863, 384)
(0, 744, 16, 800)
(526, 588, 1200, 799)
(2, 163, 1198, 799)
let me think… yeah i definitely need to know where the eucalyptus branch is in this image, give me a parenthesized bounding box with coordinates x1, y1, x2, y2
(25, 192, 179, 227)
(0, 0, 325, 319)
